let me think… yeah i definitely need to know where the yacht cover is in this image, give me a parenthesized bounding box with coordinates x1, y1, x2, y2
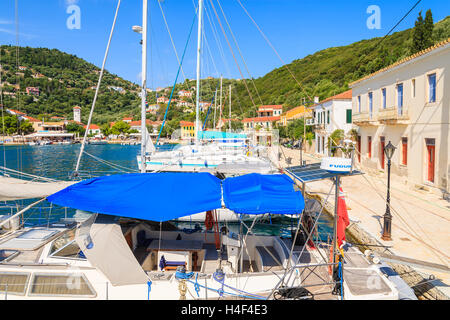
(223, 173, 304, 214)
(75, 220, 149, 286)
(48, 172, 223, 221)
(0, 176, 76, 201)
(47, 172, 304, 220)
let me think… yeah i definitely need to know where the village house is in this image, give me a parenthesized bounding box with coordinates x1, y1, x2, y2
(199, 101, 211, 112)
(108, 86, 126, 94)
(306, 89, 353, 156)
(242, 116, 280, 131)
(129, 120, 162, 134)
(278, 105, 311, 126)
(84, 124, 101, 135)
(157, 96, 169, 104)
(242, 105, 283, 131)
(350, 38, 450, 194)
(26, 87, 40, 96)
(257, 105, 283, 117)
(178, 101, 194, 108)
(32, 73, 45, 79)
(178, 90, 193, 98)
(146, 104, 159, 114)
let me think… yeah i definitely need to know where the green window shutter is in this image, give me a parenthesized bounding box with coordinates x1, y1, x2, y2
(346, 109, 352, 123)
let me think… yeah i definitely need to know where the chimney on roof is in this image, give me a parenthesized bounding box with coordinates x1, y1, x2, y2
(314, 96, 319, 103)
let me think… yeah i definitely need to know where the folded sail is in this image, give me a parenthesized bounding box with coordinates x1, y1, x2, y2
(0, 176, 76, 201)
(145, 127, 155, 154)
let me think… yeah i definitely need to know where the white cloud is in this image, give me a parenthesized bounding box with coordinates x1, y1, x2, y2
(0, 19, 13, 25)
(0, 27, 35, 38)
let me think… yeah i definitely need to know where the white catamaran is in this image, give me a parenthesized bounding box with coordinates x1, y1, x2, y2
(0, 0, 417, 301)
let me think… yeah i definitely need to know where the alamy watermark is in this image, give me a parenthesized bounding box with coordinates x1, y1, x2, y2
(367, 5, 381, 30)
(66, 3, 81, 30)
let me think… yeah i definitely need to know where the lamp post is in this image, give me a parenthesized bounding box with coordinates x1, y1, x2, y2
(381, 141, 396, 241)
(299, 137, 303, 166)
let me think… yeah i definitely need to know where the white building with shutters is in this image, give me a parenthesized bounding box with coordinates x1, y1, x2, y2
(350, 38, 450, 194)
(306, 90, 353, 156)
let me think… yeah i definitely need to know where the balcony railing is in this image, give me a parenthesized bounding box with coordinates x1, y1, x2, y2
(377, 106, 409, 122)
(352, 112, 373, 123)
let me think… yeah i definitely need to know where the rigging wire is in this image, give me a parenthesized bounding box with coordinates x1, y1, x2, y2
(371, 0, 423, 50)
(157, 0, 197, 108)
(74, 0, 121, 174)
(15, 0, 22, 179)
(214, 0, 264, 106)
(236, 0, 313, 103)
(207, 0, 258, 109)
(156, 12, 197, 144)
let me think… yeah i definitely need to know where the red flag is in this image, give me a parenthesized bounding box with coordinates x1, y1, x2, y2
(337, 187, 350, 248)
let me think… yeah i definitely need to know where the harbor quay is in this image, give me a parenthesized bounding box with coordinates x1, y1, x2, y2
(280, 146, 450, 299)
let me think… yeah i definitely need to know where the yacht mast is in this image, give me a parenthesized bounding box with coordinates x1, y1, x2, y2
(140, 0, 148, 173)
(219, 75, 223, 130)
(195, 0, 204, 142)
(229, 84, 231, 130)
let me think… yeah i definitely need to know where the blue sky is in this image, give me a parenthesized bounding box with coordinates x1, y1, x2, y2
(0, 0, 449, 89)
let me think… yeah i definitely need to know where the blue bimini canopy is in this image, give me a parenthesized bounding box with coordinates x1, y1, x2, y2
(47, 172, 305, 221)
(223, 173, 304, 215)
(47, 172, 223, 222)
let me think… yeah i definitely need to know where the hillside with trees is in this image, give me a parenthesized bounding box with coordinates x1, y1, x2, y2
(0, 12, 448, 138)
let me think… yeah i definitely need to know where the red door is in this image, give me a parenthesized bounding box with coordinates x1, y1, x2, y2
(426, 140, 435, 183)
(380, 137, 385, 169)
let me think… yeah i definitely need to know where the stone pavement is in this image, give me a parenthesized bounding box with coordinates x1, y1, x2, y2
(279, 146, 450, 297)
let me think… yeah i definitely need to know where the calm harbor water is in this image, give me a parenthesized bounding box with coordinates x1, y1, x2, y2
(0, 144, 334, 237)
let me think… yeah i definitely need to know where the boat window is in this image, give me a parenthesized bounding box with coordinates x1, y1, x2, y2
(0, 272, 30, 296)
(29, 273, 96, 297)
(17, 228, 59, 241)
(50, 240, 86, 260)
(49, 229, 76, 255)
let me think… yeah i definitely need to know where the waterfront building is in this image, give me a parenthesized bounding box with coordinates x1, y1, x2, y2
(306, 89, 353, 156)
(242, 116, 280, 131)
(180, 121, 195, 140)
(350, 38, 450, 194)
(84, 124, 101, 135)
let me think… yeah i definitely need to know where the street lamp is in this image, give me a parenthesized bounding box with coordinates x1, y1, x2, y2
(381, 140, 396, 241)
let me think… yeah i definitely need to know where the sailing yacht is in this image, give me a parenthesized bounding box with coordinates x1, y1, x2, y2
(0, 170, 414, 300)
(136, 0, 277, 175)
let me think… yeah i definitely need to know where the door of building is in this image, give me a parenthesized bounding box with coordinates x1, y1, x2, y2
(380, 137, 385, 169)
(426, 139, 435, 183)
